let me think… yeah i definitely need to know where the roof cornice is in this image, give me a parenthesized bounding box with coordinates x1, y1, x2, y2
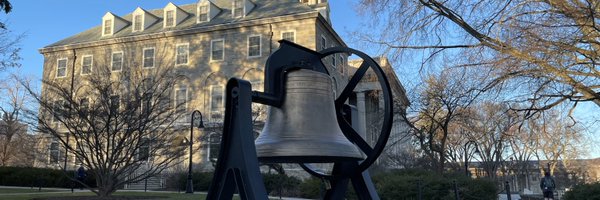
(40, 11, 319, 54)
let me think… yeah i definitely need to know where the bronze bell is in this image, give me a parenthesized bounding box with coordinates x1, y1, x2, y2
(255, 69, 364, 163)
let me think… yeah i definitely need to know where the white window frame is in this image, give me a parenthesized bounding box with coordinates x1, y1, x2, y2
(164, 9, 175, 28)
(49, 139, 61, 164)
(281, 31, 296, 43)
(175, 43, 189, 65)
(111, 51, 124, 72)
(247, 35, 261, 58)
(232, 0, 244, 18)
(210, 39, 224, 62)
(52, 100, 64, 123)
(197, 4, 209, 23)
(320, 35, 327, 50)
(133, 14, 143, 32)
(80, 55, 93, 75)
(339, 54, 345, 74)
(137, 137, 151, 162)
(56, 58, 68, 78)
(330, 45, 336, 67)
(110, 95, 121, 111)
(142, 47, 155, 68)
(103, 19, 113, 36)
(209, 85, 224, 120)
(174, 86, 188, 112)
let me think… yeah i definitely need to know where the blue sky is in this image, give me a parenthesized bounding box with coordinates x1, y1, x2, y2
(0, 0, 366, 80)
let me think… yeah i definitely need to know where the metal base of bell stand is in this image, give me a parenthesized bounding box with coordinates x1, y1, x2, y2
(324, 162, 380, 200)
(206, 78, 268, 200)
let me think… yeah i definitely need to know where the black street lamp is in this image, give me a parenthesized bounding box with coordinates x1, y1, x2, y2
(464, 140, 480, 177)
(186, 110, 204, 194)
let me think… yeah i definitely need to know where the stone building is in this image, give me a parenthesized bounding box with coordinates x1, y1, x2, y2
(35, 0, 409, 189)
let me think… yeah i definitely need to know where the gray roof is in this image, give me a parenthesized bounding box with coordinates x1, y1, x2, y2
(45, 0, 316, 48)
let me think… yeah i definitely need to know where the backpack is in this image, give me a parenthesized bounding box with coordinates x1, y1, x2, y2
(543, 177, 554, 191)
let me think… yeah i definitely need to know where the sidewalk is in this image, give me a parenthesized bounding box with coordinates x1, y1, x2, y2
(0, 185, 314, 199)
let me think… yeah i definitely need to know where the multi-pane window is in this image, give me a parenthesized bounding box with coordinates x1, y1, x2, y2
(50, 140, 60, 163)
(137, 138, 150, 161)
(80, 98, 89, 117)
(111, 52, 123, 71)
(81, 55, 92, 75)
(233, 0, 244, 18)
(57, 58, 67, 78)
(331, 52, 336, 67)
(165, 10, 175, 27)
(210, 85, 224, 120)
(282, 31, 295, 43)
(211, 39, 224, 61)
(103, 19, 112, 35)
(198, 5, 208, 22)
(175, 87, 187, 113)
(176, 44, 189, 65)
(208, 133, 221, 162)
(143, 48, 155, 68)
(248, 35, 261, 57)
(339, 55, 345, 74)
(110, 95, 120, 112)
(320, 36, 327, 50)
(76, 141, 89, 165)
(52, 100, 63, 123)
(141, 92, 152, 116)
(133, 14, 142, 32)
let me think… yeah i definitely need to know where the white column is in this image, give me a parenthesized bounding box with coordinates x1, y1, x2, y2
(356, 91, 367, 139)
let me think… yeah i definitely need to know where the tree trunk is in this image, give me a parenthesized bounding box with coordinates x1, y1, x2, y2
(97, 175, 117, 197)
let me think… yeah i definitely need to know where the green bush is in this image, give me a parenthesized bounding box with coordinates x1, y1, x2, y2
(371, 169, 497, 200)
(170, 172, 214, 191)
(262, 173, 301, 197)
(298, 177, 324, 199)
(0, 166, 96, 188)
(563, 183, 600, 200)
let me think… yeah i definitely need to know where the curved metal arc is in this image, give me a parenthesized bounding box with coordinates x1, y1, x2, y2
(299, 46, 394, 180)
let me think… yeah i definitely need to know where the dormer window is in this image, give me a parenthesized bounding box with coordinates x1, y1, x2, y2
(103, 19, 112, 35)
(102, 12, 128, 36)
(131, 7, 158, 33)
(231, 0, 255, 18)
(163, 3, 189, 28)
(133, 14, 142, 32)
(233, 0, 244, 18)
(198, 5, 208, 22)
(196, 0, 221, 23)
(165, 10, 175, 27)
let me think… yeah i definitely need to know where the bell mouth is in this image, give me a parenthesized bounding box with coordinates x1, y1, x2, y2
(255, 139, 365, 163)
(258, 156, 362, 164)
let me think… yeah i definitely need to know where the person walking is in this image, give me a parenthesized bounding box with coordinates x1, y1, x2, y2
(76, 165, 86, 190)
(540, 171, 556, 200)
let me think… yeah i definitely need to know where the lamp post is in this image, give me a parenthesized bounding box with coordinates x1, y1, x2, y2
(186, 110, 204, 194)
(464, 140, 479, 177)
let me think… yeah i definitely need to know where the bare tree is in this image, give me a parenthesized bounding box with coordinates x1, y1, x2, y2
(402, 67, 484, 173)
(464, 102, 520, 179)
(21, 63, 187, 197)
(0, 76, 35, 166)
(358, 0, 600, 113)
(529, 109, 586, 175)
(0, 22, 21, 71)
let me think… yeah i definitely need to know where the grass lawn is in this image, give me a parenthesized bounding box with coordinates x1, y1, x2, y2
(0, 191, 209, 200)
(0, 188, 60, 194)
